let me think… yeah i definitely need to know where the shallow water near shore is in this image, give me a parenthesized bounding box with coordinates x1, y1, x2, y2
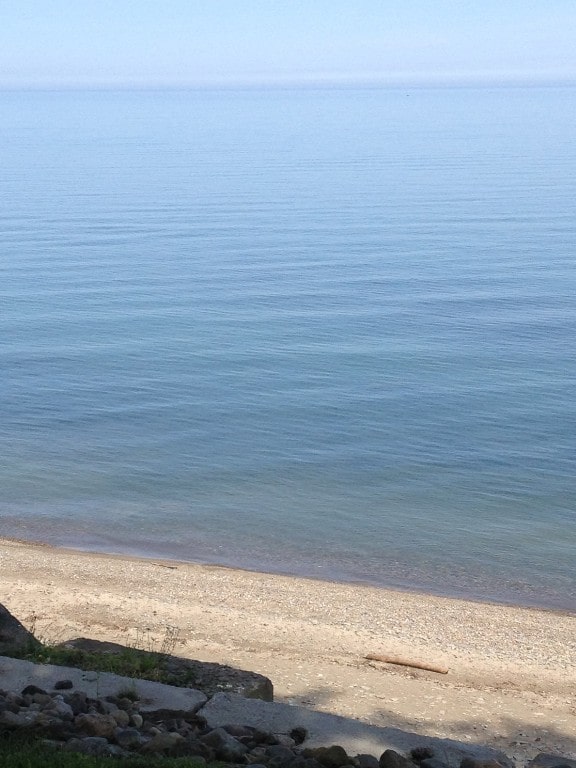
(1, 87, 575, 612)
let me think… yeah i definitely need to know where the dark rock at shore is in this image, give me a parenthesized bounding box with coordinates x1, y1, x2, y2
(527, 755, 576, 768)
(59, 637, 274, 701)
(0, 604, 41, 656)
(380, 749, 416, 768)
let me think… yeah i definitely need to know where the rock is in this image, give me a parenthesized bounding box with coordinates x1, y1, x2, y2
(411, 749, 435, 763)
(0, 603, 41, 655)
(305, 745, 352, 768)
(267, 744, 298, 766)
(131, 712, 144, 728)
(141, 731, 185, 755)
(527, 756, 576, 768)
(47, 696, 74, 720)
(32, 693, 52, 706)
(63, 691, 88, 715)
(179, 736, 212, 760)
(64, 736, 115, 757)
(61, 636, 274, 701)
(38, 716, 75, 741)
(276, 734, 297, 748)
(54, 680, 74, 690)
(223, 723, 257, 739)
(21, 684, 47, 697)
(290, 726, 308, 745)
(356, 755, 381, 768)
(201, 726, 249, 761)
(116, 727, 144, 749)
(421, 760, 449, 768)
(0, 709, 40, 728)
(380, 750, 415, 768)
(75, 712, 118, 739)
(460, 761, 506, 768)
(110, 707, 130, 727)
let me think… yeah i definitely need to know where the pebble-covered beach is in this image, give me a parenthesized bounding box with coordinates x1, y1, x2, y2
(0, 538, 574, 763)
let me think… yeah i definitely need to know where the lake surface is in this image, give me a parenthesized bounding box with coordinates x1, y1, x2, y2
(1, 87, 575, 611)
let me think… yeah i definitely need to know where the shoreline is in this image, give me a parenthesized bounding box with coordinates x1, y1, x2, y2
(4, 533, 574, 617)
(1, 536, 575, 762)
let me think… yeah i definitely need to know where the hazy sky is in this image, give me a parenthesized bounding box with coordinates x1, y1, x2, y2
(2, 0, 575, 88)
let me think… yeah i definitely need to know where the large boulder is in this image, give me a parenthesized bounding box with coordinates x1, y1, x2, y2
(0, 603, 40, 655)
(59, 637, 274, 701)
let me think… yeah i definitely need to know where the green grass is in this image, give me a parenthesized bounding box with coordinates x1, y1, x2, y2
(9, 644, 197, 688)
(0, 734, 221, 768)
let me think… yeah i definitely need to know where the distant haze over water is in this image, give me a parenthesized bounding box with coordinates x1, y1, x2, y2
(1, 87, 575, 612)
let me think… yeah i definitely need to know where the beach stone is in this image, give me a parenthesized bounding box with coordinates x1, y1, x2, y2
(291, 726, 308, 745)
(61, 636, 273, 701)
(116, 727, 144, 749)
(356, 755, 381, 768)
(380, 750, 415, 768)
(421, 760, 450, 768)
(180, 736, 212, 759)
(0, 709, 40, 728)
(75, 712, 118, 739)
(267, 744, 299, 765)
(460, 760, 507, 768)
(22, 684, 47, 697)
(201, 726, 249, 761)
(292, 758, 324, 768)
(276, 734, 297, 748)
(131, 712, 144, 728)
(223, 723, 257, 739)
(64, 736, 115, 757)
(527, 756, 576, 768)
(141, 731, 186, 755)
(39, 716, 75, 741)
(53, 679, 73, 690)
(63, 691, 88, 715)
(306, 745, 352, 768)
(0, 603, 40, 655)
(33, 692, 52, 706)
(110, 707, 130, 727)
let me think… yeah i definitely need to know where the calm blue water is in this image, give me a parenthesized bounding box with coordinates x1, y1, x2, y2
(1, 87, 575, 611)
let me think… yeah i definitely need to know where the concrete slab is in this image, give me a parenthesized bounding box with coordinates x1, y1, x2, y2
(199, 693, 514, 768)
(0, 655, 206, 712)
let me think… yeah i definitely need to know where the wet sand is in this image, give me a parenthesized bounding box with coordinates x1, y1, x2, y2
(1, 537, 574, 762)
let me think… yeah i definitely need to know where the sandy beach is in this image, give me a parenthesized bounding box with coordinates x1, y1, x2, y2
(0, 537, 574, 763)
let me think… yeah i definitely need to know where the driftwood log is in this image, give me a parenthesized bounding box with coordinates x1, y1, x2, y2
(365, 653, 449, 675)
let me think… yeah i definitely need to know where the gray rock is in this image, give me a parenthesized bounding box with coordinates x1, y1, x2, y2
(201, 726, 249, 761)
(141, 731, 185, 755)
(223, 723, 257, 739)
(180, 736, 212, 760)
(64, 736, 114, 757)
(0, 603, 40, 655)
(267, 744, 299, 766)
(356, 755, 380, 768)
(115, 727, 144, 749)
(527, 755, 576, 768)
(421, 760, 449, 768)
(460, 760, 506, 768)
(0, 709, 40, 728)
(276, 735, 297, 748)
(306, 745, 352, 768)
(75, 712, 118, 739)
(380, 750, 415, 768)
(47, 696, 74, 720)
(61, 636, 274, 701)
(110, 707, 130, 727)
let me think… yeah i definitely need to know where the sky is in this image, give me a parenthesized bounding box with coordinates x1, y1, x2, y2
(1, 0, 575, 88)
